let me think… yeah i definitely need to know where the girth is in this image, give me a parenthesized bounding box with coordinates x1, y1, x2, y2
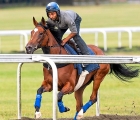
(43, 63, 70, 69)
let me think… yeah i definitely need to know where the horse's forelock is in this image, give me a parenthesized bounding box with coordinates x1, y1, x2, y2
(38, 22, 49, 30)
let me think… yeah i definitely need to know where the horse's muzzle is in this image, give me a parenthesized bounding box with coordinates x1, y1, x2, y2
(25, 45, 37, 54)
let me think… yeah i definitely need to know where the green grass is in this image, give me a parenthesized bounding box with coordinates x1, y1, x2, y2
(0, 3, 140, 120)
(1, 4, 140, 54)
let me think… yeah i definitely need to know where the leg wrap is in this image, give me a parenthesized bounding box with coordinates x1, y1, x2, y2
(58, 101, 66, 113)
(74, 112, 78, 120)
(82, 100, 94, 113)
(34, 94, 42, 109)
(57, 92, 66, 113)
(34, 87, 44, 111)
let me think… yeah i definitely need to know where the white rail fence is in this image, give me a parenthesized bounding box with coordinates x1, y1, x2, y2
(1, 54, 140, 120)
(1, 27, 140, 51)
(0, 30, 28, 51)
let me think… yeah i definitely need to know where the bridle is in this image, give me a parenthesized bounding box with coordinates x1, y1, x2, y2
(36, 23, 62, 54)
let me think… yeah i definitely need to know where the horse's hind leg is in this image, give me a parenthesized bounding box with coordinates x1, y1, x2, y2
(74, 85, 87, 120)
(76, 64, 110, 120)
(90, 64, 109, 102)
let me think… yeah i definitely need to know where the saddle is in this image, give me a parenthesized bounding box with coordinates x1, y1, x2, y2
(67, 39, 82, 55)
(43, 39, 99, 75)
(64, 40, 100, 91)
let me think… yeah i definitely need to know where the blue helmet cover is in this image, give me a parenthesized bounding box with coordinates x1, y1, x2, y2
(46, 2, 60, 12)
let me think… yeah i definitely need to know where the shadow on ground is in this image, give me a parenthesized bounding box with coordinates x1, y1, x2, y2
(11, 114, 140, 120)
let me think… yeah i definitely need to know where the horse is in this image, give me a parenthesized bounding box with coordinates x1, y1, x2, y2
(25, 17, 139, 120)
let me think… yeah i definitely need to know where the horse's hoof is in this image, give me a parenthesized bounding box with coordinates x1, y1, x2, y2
(35, 111, 41, 119)
(76, 109, 83, 120)
(65, 107, 70, 112)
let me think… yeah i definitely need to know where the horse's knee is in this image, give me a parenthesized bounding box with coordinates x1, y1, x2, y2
(58, 91, 63, 102)
(37, 86, 44, 95)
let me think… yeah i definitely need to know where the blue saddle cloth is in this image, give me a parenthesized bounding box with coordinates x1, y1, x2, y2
(64, 44, 100, 75)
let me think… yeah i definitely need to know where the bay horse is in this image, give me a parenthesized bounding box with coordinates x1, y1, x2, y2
(25, 17, 139, 120)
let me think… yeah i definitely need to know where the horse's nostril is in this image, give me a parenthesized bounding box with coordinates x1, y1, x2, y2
(25, 45, 35, 54)
(25, 45, 32, 52)
(26, 45, 32, 50)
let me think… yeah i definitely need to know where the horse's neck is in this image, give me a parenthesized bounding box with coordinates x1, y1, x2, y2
(46, 30, 58, 47)
(45, 30, 67, 54)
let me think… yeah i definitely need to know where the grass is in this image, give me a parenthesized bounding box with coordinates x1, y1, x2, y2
(0, 3, 140, 120)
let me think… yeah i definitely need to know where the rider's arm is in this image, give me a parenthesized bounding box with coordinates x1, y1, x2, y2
(61, 33, 76, 46)
(61, 13, 77, 46)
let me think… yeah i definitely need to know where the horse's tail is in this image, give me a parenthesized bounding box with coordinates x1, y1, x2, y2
(109, 64, 139, 81)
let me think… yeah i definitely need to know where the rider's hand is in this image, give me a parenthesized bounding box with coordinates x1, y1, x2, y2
(61, 38, 67, 46)
(61, 41, 66, 46)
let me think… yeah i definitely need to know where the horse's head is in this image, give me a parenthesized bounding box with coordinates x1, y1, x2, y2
(25, 17, 49, 54)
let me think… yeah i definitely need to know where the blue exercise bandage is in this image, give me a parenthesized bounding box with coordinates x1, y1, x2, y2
(34, 94, 42, 108)
(74, 112, 78, 120)
(57, 101, 66, 113)
(82, 100, 93, 113)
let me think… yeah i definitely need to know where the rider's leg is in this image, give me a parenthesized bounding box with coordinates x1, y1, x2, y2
(73, 15, 90, 67)
(73, 35, 90, 55)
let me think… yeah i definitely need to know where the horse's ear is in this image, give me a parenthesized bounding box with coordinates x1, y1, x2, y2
(41, 17, 46, 26)
(33, 17, 38, 27)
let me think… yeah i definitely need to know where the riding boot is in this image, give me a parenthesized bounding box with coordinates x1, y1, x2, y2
(73, 35, 90, 67)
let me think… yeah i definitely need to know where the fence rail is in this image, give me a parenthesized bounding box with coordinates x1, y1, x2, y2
(1, 54, 140, 120)
(1, 27, 140, 51)
(1, 54, 140, 63)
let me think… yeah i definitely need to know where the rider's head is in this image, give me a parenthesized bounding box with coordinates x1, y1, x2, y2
(46, 2, 60, 21)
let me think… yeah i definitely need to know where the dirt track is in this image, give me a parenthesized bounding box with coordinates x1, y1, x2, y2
(12, 114, 140, 120)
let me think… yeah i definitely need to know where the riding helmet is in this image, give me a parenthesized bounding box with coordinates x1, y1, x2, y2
(46, 2, 60, 17)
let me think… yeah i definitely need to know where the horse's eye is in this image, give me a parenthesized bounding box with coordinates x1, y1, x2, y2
(39, 33, 43, 36)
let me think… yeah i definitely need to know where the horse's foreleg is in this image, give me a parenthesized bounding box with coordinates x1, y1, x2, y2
(34, 82, 52, 118)
(57, 68, 77, 113)
(57, 81, 73, 113)
(57, 82, 74, 113)
(34, 86, 44, 118)
(34, 86, 44, 112)
(57, 91, 70, 113)
(35, 67, 53, 119)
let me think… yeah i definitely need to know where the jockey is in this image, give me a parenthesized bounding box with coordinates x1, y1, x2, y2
(46, 2, 90, 67)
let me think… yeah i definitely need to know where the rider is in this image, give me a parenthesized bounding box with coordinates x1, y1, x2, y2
(46, 2, 90, 67)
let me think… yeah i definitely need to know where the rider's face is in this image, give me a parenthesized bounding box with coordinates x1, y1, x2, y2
(48, 11, 58, 21)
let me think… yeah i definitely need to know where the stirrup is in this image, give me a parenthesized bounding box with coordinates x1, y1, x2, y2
(82, 63, 89, 67)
